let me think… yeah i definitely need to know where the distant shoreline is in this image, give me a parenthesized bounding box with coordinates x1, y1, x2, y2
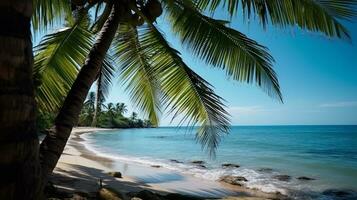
(52, 127, 286, 199)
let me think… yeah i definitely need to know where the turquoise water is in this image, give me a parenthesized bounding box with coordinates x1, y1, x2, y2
(82, 125, 357, 199)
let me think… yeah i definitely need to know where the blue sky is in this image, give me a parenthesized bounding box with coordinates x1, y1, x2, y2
(35, 7, 357, 126)
(104, 11, 357, 126)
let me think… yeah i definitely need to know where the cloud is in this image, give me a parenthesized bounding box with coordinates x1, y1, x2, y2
(319, 101, 357, 108)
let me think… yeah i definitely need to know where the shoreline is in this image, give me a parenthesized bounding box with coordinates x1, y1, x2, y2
(52, 127, 286, 199)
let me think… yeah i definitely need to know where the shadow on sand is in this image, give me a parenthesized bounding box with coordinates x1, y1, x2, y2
(49, 163, 261, 199)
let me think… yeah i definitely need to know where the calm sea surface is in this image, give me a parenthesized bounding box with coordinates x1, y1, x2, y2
(82, 125, 357, 199)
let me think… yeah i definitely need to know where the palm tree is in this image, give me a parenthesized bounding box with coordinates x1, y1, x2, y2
(79, 92, 96, 125)
(144, 119, 153, 128)
(38, 3, 122, 183)
(130, 112, 139, 127)
(131, 112, 138, 121)
(2, 0, 356, 198)
(0, 1, 42, 199)
(106, 103, 116, 117)
(115, 103, 128, 116)
(136, 119, 145, 127)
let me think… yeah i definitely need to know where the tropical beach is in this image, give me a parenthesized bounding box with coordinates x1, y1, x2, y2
(51, 127, 285, 200)
(1, 0, 357, 199)
(48, 126, 357, 200)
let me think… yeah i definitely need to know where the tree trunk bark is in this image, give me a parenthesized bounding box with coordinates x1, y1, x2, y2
(0, 1, 42, 199)
(39, 3, 121, 181)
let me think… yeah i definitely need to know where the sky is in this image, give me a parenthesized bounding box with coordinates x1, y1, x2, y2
(35, 6, 357, 126)
(104, 10, 357, 126)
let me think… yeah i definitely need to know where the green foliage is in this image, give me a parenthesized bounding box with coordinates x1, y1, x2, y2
(34, 24, 94, 112)
(36, 111, 55, 134)
(114, 24, 161, 126)
(194, 0, 356, 39)
(32, 0, 72, 33)
(78, 93, 153, 128)
(165, 1, 282, 101)
(97, 56, 116, 101)
(137, 23, 230, 155)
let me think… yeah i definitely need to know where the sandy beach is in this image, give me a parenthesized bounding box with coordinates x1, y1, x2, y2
(50, 127, 286, 200)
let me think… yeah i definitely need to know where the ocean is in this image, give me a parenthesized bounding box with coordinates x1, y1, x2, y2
(81, 125, 357, 199)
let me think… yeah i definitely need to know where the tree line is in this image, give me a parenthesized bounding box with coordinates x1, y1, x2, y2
(78, 92, 153, 128)
(37, 91, 153, 133)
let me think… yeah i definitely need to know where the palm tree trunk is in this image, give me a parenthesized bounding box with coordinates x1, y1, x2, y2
(0, 1, 42, 199)
(39, 3, 121, 180)
(91, 71, 103, 127)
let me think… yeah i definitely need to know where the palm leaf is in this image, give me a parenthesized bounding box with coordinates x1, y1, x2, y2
(193, 0, 357, 39)
(93, 2, 105, 22)
(164, 1, 282, 101)
(91, 3, 113, 33)
(139, 24, 230, 155)
(34, 24, 94, 112)
(92, 55, 116, 126)
(97, 55, 116, 100)
(32, 0, 72, 33)
(113, 24, 161, 126)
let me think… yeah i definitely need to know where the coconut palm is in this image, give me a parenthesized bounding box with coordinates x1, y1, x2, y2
(136, 119, 145, 127)
(79, 92, 96, 125)
(106, 103, 116, 117)
(131, 112, 139, 121)
(1, 0, 356, 198)
(115, 102, 128, 116)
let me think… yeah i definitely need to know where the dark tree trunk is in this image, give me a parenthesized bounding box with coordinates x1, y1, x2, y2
(39, 3, 121, 181)
(0, 1, 42, 199)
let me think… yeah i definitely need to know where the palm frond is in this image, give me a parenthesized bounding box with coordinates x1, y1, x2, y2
(34, 24, 94, 112)
(32, 0, 72, 33)
(139, 24, 230, 155)
(94, 2, 105, 22)
(85, 91, 96, 107)
(164, 1, 282, 101)
(97, 55, 116, 100)
(193, 0, 357, 39)
(90, 3, 113, 33)
(92, 55, 115, 126)
(113, 23, 161, 126)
